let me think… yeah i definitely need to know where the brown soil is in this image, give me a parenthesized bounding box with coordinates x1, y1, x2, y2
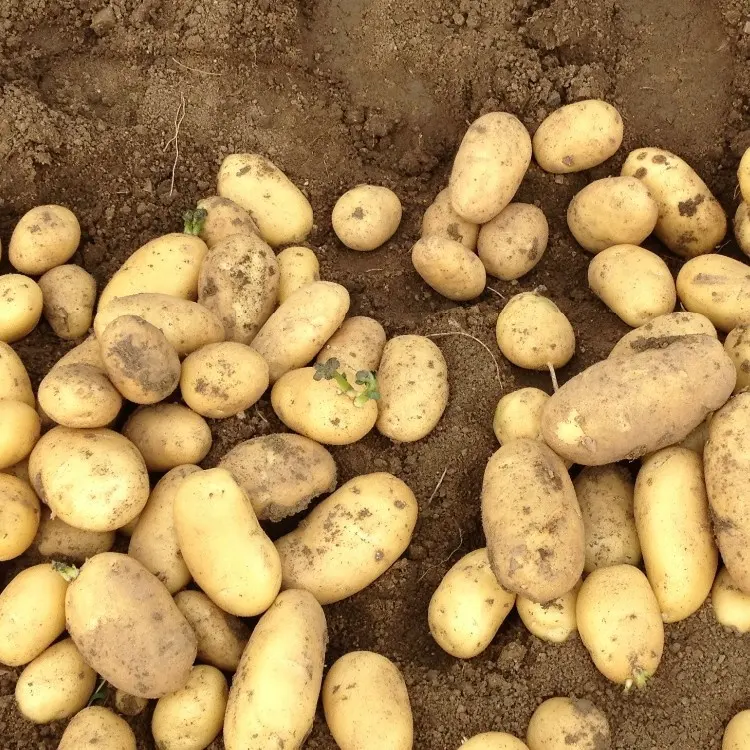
(2, 0, 750, 747)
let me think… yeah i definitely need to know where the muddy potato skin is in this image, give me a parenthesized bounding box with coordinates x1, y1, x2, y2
(724, 710, 750, 750)
(542, 335, 736, 465)
(428, 548, 516, 658)
(0, 399, 40, 469)
(421, 188, 479, 250)
(34, 507, 115, 562)
(9, 204, 80, 275)
(493, 387, 549, 445)
(37, 264, 96, 339)
(277, 245, 320, 302)
(58, 706, 136, 750)
(0, 341, 34, 405)
(412, 235, 487, 301)
(0, 473, 40, 561)
(53, 333, 105, 371)
(316, 315, 386, 380)
(608, 311, 717, 358)
(197, 195, 259, 246)
(115, 689, 149, 716)
(725, 325, 750, 393)
(741, 149, 750, 204)
(276, 472, 418, 604)
(735, 202, 750, 258)
(462, 733, 530, 750)
(517, 583, 579, 644)
(224, 590, 327, 750)
(713, 568, 750, 633)
(332, 184, 402, 251)
(0, 274, 43, 343)
(526, 697, 611, 750)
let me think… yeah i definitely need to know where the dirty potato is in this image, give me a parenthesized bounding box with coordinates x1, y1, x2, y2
(608, 311, 717, 358)
(0, 473, 40, 561)
(0, 274, 43, 343)
(9, 205, 80, 275)
(421, 188, 479, 250)
(0, 341, 34, 405)
(526, 697, 611, 750)
(33, 507, 115, 563)
(725, 325, 750, 393)
(196, 195, 260, 247)
(315, 315, 386, 381)
(332, 184, 402, 251)
(0, 399, 40, 470)
(37, 264, 96, 340)
(734, 202, 750, 258)
(517, 582, 580, 644)
(277, 245, 320, 302)
(58, 707, 136, 750)
(493, 387, 550, 445)
(712, 567, 750, 634)
(411, 235, 487, 300)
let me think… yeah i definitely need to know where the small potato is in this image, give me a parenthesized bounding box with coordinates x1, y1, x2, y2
(0, 473, 40, 561)
(152, 665, 228, 750)
(526, 697, 611, 750)
(217, 153, 313, 246)
(115, 689, 149, 716)
(712, 568, 750, 633)
(277, 245, 320, 302)
(219, 433, 337, 522)
(0, 399, 40, 469)
(622, 147, 726, 258)
(462, 734, 529, 750)
(323, 651, 413, 750)
(58, 707, 136, 750)
(449, 112, 532, 223)
(0, 274, 43, 343)
(180, 341, 269, 418)
(276, 472, 417, 604)
(496, 292, 575, 370)
(477, 203, 548, 280)
(725, 325, 750, 393)
(0, 341, 34, 405)
(517, 583, 580, 644)
(100, 315, 181, 404)
(493, 387, 549, 445)
(724, 710, 750, 750)
(428, 548, 516, 658)
(741, 149, 750, 204)
(376, 335, 448, 442)
(332, 185, 402, 251)
(34, 507, 115, 563)
(37, 264, 96, 340)
(588, 244, 676, 327)
(608, 311, 717, 358)
(316, 316, 386, 381)
(412, 235, 487, 301)
(735, 202, 750, 258)
(421, 188, 479, 250)
(9, 205, 80, 275)
(53, 333, 105, 371)
(196, 195, 259, 246)
(15, 638, 97, 723)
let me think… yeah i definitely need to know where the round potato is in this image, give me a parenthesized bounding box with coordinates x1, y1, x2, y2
(493, 387, 549, 445)
(724, 710, 750, 750)
(526, 697, 611, 750)
(196, 195, 259, 247)
(114, 689, 149, 717)
(53, 333, 105, 372)
(421, 188, 479, 250)
(608, 311, 717, 358)
(411, 235, 487, 301)
(461, 734, 530, 750)
(277, 245, 320, 302)
(517, 582, 580, 644)
(740, 149, 750, 204)
(725, 325, 750, 393)
(735, 202, 750, 258)
(37, 264, 96, 340)
(0, 399, 40, 469)
(712, 567, 750, 634)
(332, 184, 402, 251)
(33, 507, 115, 562)
(0, 473, 40, 561)
(59, 707, 136, 750)
(0, 341, 34, 405)
(0, 274, 43, 343)
(9, 204, 80, 275)
(315, 316, 386, 381)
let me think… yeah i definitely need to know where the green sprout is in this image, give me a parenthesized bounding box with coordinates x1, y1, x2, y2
(88, 678, 109, 707)
(624, 668, 651, 692)
(51, 561, 79, 582)
(313, 358, 380, 407)
(183, 207, 208, 236)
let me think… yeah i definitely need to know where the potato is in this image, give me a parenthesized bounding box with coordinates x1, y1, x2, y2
(323, 651, 413, 750)
(0, 341, 34, 405)
(174, 468, 281, 616)
(9, 204, 80, 275)
(735, 202, 750, 258)
(449, 112, 532, 223)
(712, 567, 750, 633)
(622, 147, 727, 257)
(675, 415, 713, 455)
(741, 149, 750, 204)
(493, 387, 549, 445)
(428, 548, 516, 658)
(1, 458, 30, 483)
(0, 273, 43, 343)
(376, 335, 448, 442)
(277, 245, 320, 302)
(496, 292, 575, 370)
(0, 563, 69, 666)
(114, 689, 149, 716)
(635, 448, 717, 622)
(180, 341, 269, 418)
(461, 734, 530, 750)
(224, 589, 326, 750)
(100, 315, 181, 404)
(411, 235, 487, 301)
(196, 195, 259, 247)
(316, 315, 386, 381)
(128, 465, 201, 594)
(29, 426, 149, 532)
(174, 590, 250, 672)
(37, 264, 96, 340)
(481, 439, 584, 603)
(0, 399, 40, 469)
(421, 188, 479, 250)
(588, 244, 676, 327)
(608, 311, 717, 358)
(332, 185, 402, 251)
(198, 233, 279, 344)
(276, 472, 417, 604)
(574, 465, 640, 573)
(219, 433, 336, 522)
(59, 707, 136, 750)
(152, 665, 228, 750)
(15, 638, 96, 723)
(577, 564, 663, 687)
(0, 473, 40, 560)
(34, 507, 115, 562)
(725, 325, 750, 393)
(120, 515, 140, 536)
(724, 710, 750, 750)
(541, 335, 736, 465)
(526, 697, 610, 750)
(517, 582, 579, 644)
(217, 153, 313, 246)
(53, 333, 105, 372)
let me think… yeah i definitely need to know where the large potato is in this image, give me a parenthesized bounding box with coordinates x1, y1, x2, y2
(724, 710, 750, 750)
(526, 697, 611, 750)
(462, 734, 529, 750)
(315, 315, 386, 381)
(0, 399, 40, 469)
(277, 245, 320, 302)
(0, 273, 43, 343)
(224, 590, 327, 750)
(725, 325, 750, 393)
(608, 311, 717, 358)
(332, 184, 402, 251)
(196, 195, 259, 246)
(481, 439, 584, 603)
(421, 188, 479, 250)
(9, 204, 80, 275)
(33, 507, 115, 562)
(411, 235, 487, 301)
(741, 148, 750, 203)
(37, 264, 96, 340)
(58, 707, 136, 750)
(712, 567, 750, 633)
(493, 387, 549, 445)
(0, 473, 40, 561)
(517, 582, 580, 644)
(0, 341, 34, 405)
(735, 202, 750, 258)
(276, 472, 418, 604)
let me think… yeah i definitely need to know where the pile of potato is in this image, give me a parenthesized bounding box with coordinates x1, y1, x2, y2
(1, 96, 750, 750)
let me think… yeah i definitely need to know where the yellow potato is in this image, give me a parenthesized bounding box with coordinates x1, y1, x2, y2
(608, 311, 717, 358)
(724, 710, 750, 750)
(37, 264, 96, 339)
(114, 689, 149, 716)
(0, 341, 34, 405)
(277, 245, 320, 302)
(517, 582, 579, 644)
(461, 734, 529, 750)
(332, 184, 402, 251)
(725, 325, 750, 393)
(9, 204, 80, 275)
(622, 147, 727, 257)
(674, 415, 713, 455)
(0, 273, 43, 343)
(421, 188, 479, 250)
(217, 153, 313, 246)
(712, 567, 750, 633)
(526, 697, 610, 750)
(53, 333, 105, 372)
(33, 507, 115, 562)
(412, 235, 487, 301)
(0, 473, 40, 561)
(493, 387, 549, 445)
(58, 707, 136, 750)
(740, 148, 750, 204)
(0, 399, 40, 469)
(1, 458, 30, 483)
(276, 472, 418, 604)
(196, 195, 260, 247)
(428, 548, 516, 658)
(735, 202, 750, 258)
(316, 315, 386, 381)
(119, 515, 140, 536)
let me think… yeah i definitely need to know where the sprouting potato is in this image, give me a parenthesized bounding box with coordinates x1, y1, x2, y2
(461, 733, 530, 750)
(724, 710, 750, 750)
(9, 204, 81, 275)
(411, 235, 487, 301)
(526, 697, 611, 750)
(735, 202, 750, 258)
(0, 473, 40, 561)
(37, 264, 96, 340)
(58, 707, 136, 750)
(196, 195, 260, 247)
(493, 387, 549, 445)
(608, 311, 717, 358)
(0, 273, 43, 343)
(421, 188, 479, 250)
(725, 325, 750, 393)
(277, 245, 320, 302)
(114, 689, 149, 716)
(0, 341, 34, 406)
(0, 399, 41, 470)
(332, 184, 402, 251)
(517, 582, 580, 644)
(315, 316, 386, 381)
(712, 567, 750, 634)
(33, 507, 115, 563)
(740, 148, 750, 204)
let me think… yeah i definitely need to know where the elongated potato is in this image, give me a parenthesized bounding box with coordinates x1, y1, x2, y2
(462, 734, 530, 750)
(0, 399, 40, 469)
(412, 235, 487, 301)
(741, 148, 750, 204)
(224, 590, 327, 750)
(196, 195, 259, 246)
(724, 710, 750, 750)
(277, 245, 320, 302)
(735, 202, 750, 258)
(34, 507, 115, 562)
(608, 311, 717, 358)
(114, 689, 149, 716)
(421, 188, 479, 250)
(526, 697, 611, 750)
(0, 473, 40, 561)
(316, 316, 386, 380)
(58, 707, 136, 750)
(332, 184, 402, 251)
(38, 264, 96, 340)
(276, 472, 418, 604)
(712, 567, 750, 633)
(0, 274, 43, 343)
(517, 583, 579, 644)
(0, 341, 34, 405)
(493, 388, 549, 445)
(9, 204, 80, 275)
(725, 325, 750, 393)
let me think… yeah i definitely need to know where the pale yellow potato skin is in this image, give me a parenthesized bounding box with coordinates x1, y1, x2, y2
(622, 147, 727, 257)
(332, 184, 402, 251)
(724, 710, 750, 750)
(224, 590, 327, 750)
(740, 149, 750, 204)
(0, 473, 40, 561)
(217, 153, 313, 247)
(174, 468, 281, 616)
(725, 325, 750, 393)
(526, 697, 610, 750)
(37, 264, 96, 339)
(197, 195, 259, 247)
(0, 273, 43, 343)
(114, 689, 149, 716)
(449, 112, 532, 223)
(517, 582, 580, 644)
(421, 188, 479, 250)
(33, 507, 115, 563)
(9, 204, 80, 275)
(316, 315, 386, 381)
(735, 202, 750, 258)
(59, 707, 136, 750)
(493, 387, 549, 445)
(53, 333, 105, 371)
(461, 733, 530, 750)
(588, 244, 676, 327)
(428, 548, 516, 658)
(276, 472, 418, 604)
(1, 458, 30, 483)
(0, 399, 40, 469)
(412, 235, 487, 301)
(608, 311, 717, 358)
(0, 341, 34, 405)
(712, 567, 750, 634)
(277, 245, 320, 302)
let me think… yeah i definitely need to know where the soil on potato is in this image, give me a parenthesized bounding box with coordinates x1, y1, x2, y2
(2, 0, 750, 747)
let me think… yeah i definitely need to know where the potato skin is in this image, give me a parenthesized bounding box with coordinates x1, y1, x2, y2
(58, 706, 136, 750)
(517, 583, 579, 644)
(734, 202, 750, 258)
(724, 710, 750, 750)
(332, 184, 402, 251)
(9, 204, 80, 275)
(462, 734, 530, 750)
(277, 245, 320, 302)
(114, 689, 149, 716)
(33, 507, 115, 562)
(421, 188, 479, 250)
(725, 325, 750, 393)
(741, 149, 750, 204)
(53, 333, 105, 372)
(0, 341, 34, 406)
(0, 400, 41, 469)
(0, 473, 40, 561)
(493, 387, 550, 445)
(608, 311, 717, 358)
(315, 316, 386, 381)
(712, 568, 750, 633)
(0, 274, 43, 343)
(38, 264, 96, 340)
(411, 235, 487, 301)
(526, 697, 611, 750)
(197, 195, 259, 247)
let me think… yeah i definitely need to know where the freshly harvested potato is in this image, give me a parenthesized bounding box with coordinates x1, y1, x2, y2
(577, 564, 663, 687)
(0, 274, 43, 343)
(412, 235, 487, 301)
(119, 515, 140, 536)
(251, 281, 350, 382)
(724, 710, 750, 750)
(34, 507, 115, 562)
(37, 264, 96, 340)
(0, 399, 40, 469)
(0, 473, 40, 561)
(114, 689, 149, 716)
(219, 433, 336, 522)
(217, 153, 313, 246)
(180, 341, 269, 418)
(588, 244, 676, 327)
(0, 341, 34, 405)
(526, 697, 611, 750)
(53, 333, 105, 371)
(428, 548, 516, 658)
(1, 458, 30, 483)
(224, 590, 327, 750)
(9, 204, 80, 275)
(332, 184, 402, 251)
(152, 665, 228, 750)
(276, 472, 417, 604)
(712, 567, 750, 633)
(725, 325, 750, 393)
(196, 195, 259, 246)
(608, 311, 717, 358)
(463, 734, 529, 750)
(315, 315, 386, 381)
(493, 387, 549, 445)
(496, 292, 575, 370)
(481, 439, 584, 603)
(58, 707, 136, 750)
(277, 245, 320, 302)
(735, 202, 750, 258)
(741, 148, 750, 203)
(541, 335, 735, 465)
(675, 415, 713, 455)
(622, 147, 726, 257)
(449, 112, 532, 223)
(66, 552, 197, 698)
(421, 188, 479, 250)
(517, 582, 580, 643)
(198, 233, 279, 344)
(323, 651, 413, 750)
(376, 335, 448, 442)
(15, 638, 96, 723)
